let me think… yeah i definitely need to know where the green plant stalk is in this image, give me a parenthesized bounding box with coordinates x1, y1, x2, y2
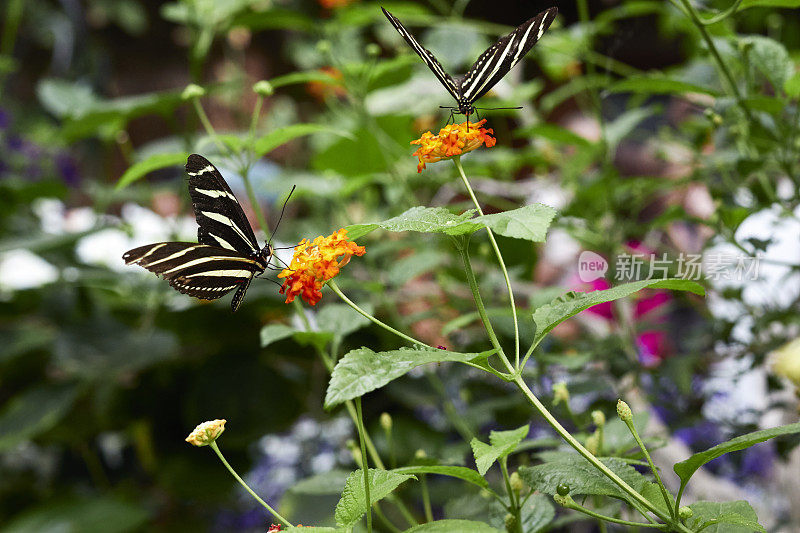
(512, 376, 694, 533)
(292, 301, 418, 528)
(453, 157, 519, 368)
(328, 280, 428, 348)
(457, 239, 514, 374)
(420, 474, 434, 522)
(499, 458, 522, 532)
(1, 0, 23, 57)
(623, 416, 675, 519)
(191, 97, 229, 155)
(355, 398, 373, 533)
(557, 495, 666, 529)
(209, 442, 292, 527)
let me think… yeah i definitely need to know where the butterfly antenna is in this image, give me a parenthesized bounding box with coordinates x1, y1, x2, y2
(268, 185, 296, 248)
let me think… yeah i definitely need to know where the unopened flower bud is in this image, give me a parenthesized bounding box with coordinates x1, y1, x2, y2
(585, 432, 600, 456)
(678, 506, 693, 519)
(617, 399, 633, 422)
(553, 382, 569, 406)
(185, 419, 226, 446)
(591, 410, 606, 428)
(181, 83, 206, 100)
(253, 80, 274, 97)
(504, 513, 517, 532)
(316, 40, 331, 54)
(509, 471, 524, 493)
(380, 412, 392, 431)
(553, 493, 570, 506)
(772, 337, 800, 387)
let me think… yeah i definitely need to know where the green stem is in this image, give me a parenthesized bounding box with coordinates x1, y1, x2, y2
(557, 495, 666, 529)
(452, 157, 519, 369)
(355, 398, 373, 533)
(209, 442, 292, 527)
(420, 474, 434, 522)
(457, 238, 513, 373)
(328, 280, 429, 348)
(512, 376, 694, 533)
(1, 0, 23, 57)
(191, 97, 228, 154)
(624, 417, 675, 519)
(499, 458, 521, 530)
(292, 302, 417, 529)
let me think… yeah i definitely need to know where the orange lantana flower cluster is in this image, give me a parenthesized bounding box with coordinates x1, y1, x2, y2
(278, 229, 365, 306)
(410, 119, 496, 172)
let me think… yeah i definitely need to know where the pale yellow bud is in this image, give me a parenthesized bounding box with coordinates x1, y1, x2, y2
(591, 410, 606, 427)
(380, 412, 392, 431)
(617, 399, 633, 422)
(553, 382, 569, 405)
(772, 338, 800, 388)
(185, 419, 226, 447)
(585, 432, 600, 456)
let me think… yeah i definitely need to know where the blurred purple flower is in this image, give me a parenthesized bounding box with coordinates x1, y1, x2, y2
(55, 153, 80, 186)
(0, 108, 10, 129)
(214, 416, 351, 531)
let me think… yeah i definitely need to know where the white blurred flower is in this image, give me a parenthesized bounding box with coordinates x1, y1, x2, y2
(0, 249, 59, 290)
(76, 228, 134, 272)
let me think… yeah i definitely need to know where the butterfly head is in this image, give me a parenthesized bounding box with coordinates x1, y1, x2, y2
(259, 244, 275, 265)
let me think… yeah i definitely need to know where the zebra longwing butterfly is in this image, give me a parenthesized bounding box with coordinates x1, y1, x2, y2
(381, 6, 557, 118)
(123, 154, 276, 312)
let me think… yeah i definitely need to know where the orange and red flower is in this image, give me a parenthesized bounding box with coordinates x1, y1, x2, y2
(278, 229, 365, 306)
(410, 119, 496, 172)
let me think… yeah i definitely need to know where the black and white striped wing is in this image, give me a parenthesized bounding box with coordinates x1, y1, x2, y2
(186, 154, 260, 256)
(123, 242, 262, 312)
(459, 7, 557, 104)
(381, 7, 460, 102)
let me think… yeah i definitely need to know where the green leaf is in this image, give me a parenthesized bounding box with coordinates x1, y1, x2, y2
(325, 347, 492, 408)
(260, 324, 296, 348)
(470, 425, 529, 475)
(530, 279, 705, 353)
(604, 107, 655, 150)
(740, 0, 800, 9)
(673, 422, 800, 485)
(115, 152, 186, 190)
(403, 520, 502, 532)
(784, 71, 800, 98)
(335, 469, 416, 527)
(0, 384, 79, 451)
(518, 452, 649, 503)
(688, 500, 765, 533)
(640, 482, 674, 517)
(291, 469, 351, 495)
(740, 35, 793, 90)
(269, 70, 344, 89)
(347, 205, 556, 243)
(518, 493, 556, 533)
(390, 465, 489, 490)
(607, 77, 718, 97)
(37, 78, 98, 118)
(3, 495, 148, 533)
(254, 123, 353, 158)
(477, 205, 557, 242)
